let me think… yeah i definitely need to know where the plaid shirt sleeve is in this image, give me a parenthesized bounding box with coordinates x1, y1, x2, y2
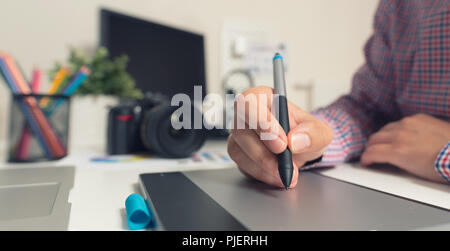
(435, 142, 450, 182)
(303, 1, 450, 185)
(302, 0, 398, 170)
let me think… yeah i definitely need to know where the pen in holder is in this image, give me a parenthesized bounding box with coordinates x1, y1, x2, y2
(8, 94, 71, 162)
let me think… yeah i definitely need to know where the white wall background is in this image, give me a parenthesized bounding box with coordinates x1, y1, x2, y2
(0, 0, 379, 145)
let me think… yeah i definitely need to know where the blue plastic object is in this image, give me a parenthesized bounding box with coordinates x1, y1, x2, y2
(273, 54, 283, 61)
(125, 193, 152, 230)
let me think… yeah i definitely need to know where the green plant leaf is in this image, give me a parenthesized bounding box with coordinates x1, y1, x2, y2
(48, 46, 143, 99)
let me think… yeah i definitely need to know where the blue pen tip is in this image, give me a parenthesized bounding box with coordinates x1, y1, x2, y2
(273, 53, 283, 61)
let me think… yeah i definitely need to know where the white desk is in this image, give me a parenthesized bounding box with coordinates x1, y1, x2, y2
(0, 140, 449, 230)
(0, 140, 234, 230)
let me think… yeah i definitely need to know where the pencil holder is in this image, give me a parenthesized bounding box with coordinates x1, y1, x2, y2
(7, 94, 71, 162)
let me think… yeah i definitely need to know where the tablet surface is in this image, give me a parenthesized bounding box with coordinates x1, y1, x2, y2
(140, 168, 450, 230)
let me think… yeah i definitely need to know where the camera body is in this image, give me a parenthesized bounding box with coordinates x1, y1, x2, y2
(107, 93, 207, 158)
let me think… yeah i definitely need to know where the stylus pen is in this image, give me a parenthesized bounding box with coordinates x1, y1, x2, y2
(273, 53, 294, 190)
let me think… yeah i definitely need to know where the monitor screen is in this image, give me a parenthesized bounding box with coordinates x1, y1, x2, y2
(100, 9, 206, 99)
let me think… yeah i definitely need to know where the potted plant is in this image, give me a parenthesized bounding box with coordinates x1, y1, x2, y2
(49, 47, 142, 152)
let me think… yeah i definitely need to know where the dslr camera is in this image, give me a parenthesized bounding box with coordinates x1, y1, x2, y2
(107, 93, 207, 158)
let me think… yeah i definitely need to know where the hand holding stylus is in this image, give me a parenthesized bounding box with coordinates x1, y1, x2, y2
(227, 86, 334, 188)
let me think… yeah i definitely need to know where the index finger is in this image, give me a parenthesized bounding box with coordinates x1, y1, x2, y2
(234, 86, 287, 153)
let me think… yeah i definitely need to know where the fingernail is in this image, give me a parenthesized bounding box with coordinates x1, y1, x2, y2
(291, 133, 311, 153)
(275, 136, 286, 150)
(262, 133, 286, 152)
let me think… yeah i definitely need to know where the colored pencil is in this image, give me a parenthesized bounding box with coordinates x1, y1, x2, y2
(40, 66, 69, 107)
(0, 56, 19, 93)
(15, 67, 42, 160)
(30, 68, 42, 93)
(17, 101, 52, 158)
(15, 119, 34, 160)
(63, 66, 90, 94)
(45, 66, 90, 115)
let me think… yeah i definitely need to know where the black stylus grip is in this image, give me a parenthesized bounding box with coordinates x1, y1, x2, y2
(275, 95, 293, 189)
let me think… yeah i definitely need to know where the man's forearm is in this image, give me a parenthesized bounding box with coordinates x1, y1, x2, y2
(302, 95, 383, 170)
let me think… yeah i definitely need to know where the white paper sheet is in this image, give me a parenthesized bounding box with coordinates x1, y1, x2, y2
(315, 163, 450, 210)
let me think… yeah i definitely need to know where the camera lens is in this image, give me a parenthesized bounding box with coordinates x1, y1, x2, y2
(140, 105, 207, 158)
(169, 127, 187, 138)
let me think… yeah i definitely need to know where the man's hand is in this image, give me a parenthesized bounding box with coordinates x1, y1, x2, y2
(361, 113, 450, 183)
(227, 86, 334, 188)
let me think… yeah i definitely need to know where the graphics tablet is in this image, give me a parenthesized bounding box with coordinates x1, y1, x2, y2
(139, 168, 450, 230)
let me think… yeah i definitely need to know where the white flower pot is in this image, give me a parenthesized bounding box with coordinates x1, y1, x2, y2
(69, 95, 120, 153)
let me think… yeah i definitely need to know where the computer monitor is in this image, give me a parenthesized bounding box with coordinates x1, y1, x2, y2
(100, 9, 206, 99)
